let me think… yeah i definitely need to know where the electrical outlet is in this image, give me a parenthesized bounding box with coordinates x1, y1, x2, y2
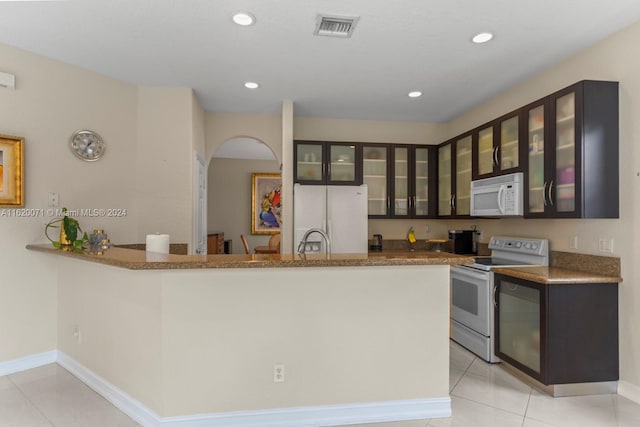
(569, 235, 578, 249)
(304, 241, 321, 253)
(598, 238, 614, 253)
(72, 324, 82, 344)
(273, 364, 285, 383)
(48, 192, 59, 207)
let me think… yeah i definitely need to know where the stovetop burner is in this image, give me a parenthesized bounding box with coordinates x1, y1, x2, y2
(473, 257, 529, 267)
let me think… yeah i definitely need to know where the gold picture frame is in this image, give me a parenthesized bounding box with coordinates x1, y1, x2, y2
(0, 134, 24, 207)
(251, 173, 281, 235)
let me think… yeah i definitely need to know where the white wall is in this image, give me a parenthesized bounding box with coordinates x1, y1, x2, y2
(204, 112, 282, 164)
(0, 42, 139, 362)
(293, 117, 446, 145)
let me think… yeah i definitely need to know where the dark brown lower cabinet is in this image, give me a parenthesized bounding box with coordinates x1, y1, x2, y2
(494, 273, 618, 385)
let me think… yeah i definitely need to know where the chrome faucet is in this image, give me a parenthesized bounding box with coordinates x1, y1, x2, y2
(297, 228, 331, 259)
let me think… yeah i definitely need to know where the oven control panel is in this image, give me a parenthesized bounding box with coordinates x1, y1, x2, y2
(488, 237, 548, 255)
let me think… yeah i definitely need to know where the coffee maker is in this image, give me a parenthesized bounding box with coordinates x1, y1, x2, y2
(448, 230, 475, 254)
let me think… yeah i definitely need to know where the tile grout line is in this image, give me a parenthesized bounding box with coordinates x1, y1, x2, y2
(7, 372, 58, 427)
(521, 387, 533, 427)
(449, 351, 476, 393)
(450, 357, 533, 420)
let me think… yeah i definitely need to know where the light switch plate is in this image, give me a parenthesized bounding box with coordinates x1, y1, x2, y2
(598, 238, 614, 253)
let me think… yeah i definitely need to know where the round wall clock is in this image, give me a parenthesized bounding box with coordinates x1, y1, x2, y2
(69, 130, 106, 161)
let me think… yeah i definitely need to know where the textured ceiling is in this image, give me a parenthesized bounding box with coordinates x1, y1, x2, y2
(1, 0, 640, 122)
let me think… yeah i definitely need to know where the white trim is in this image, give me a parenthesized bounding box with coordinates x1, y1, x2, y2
(618, 380, 640, 405)
(55, 351, 451, 427)
(160, 398, 451, 427)
(0, 350, 57, 376)
(56, 351, 160, 427)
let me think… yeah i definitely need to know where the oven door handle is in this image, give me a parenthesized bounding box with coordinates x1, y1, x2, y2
(451, 266, 489, 282)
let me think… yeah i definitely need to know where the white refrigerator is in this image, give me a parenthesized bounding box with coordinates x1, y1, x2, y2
(293, 183, 368, 254)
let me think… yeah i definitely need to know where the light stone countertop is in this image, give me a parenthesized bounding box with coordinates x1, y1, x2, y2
(27, 244, 474, 270)
(493, 266, 622, 285)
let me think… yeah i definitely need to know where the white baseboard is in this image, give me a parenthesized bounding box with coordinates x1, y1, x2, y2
(0, 350, 57, 376)
(161, 398, 451, 427)
(56, 352, 160, 427)
(618, 380, 640, 405)
(57, 351, 451, 427)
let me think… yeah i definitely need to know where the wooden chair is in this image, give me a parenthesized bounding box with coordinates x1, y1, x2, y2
(240, 234, 250, 254)
(254, 233, 280, 254)
(268, 233, 280, 252)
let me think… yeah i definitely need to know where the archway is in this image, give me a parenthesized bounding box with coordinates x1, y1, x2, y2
(207, 137, 280, 254)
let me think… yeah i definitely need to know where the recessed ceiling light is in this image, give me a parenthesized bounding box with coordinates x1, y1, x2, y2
(408, 91, 422, 98)
(232, 12, 256, 26)
(244, 82, 259, 89)
(472, 32, 493, 44)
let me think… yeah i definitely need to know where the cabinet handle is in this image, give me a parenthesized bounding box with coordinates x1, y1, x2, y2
(548, 180, 554, 206)
(413, 195, 416, 210)
(493, 146, 499, 166)
(492, 285, 498, 308)
(542, 181, 548, 207)
(387, 196, 391, 213)
(452, 194, 456, 211)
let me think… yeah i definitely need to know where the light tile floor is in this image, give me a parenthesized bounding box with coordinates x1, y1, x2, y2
(347, 340, 640, 427)
(1, 341, 640, 426)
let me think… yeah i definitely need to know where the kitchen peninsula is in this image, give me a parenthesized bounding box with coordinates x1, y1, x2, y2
(27, 244, 472, 426)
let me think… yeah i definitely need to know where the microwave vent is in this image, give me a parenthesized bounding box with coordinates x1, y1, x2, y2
(314, 15, 359, 38)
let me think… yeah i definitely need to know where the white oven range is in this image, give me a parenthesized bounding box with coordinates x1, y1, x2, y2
(450, 236, 549, 363)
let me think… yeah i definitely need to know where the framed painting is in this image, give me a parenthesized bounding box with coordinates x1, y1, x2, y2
(0, 134, 24, 207)
(251, 173, 281, 234)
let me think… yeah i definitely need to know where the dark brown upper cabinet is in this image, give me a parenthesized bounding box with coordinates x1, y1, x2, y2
(524, 80, 619, 218)
(294, 140, 361, 185)
(363, 143, 436, 219)
(472, 111, 526, 180)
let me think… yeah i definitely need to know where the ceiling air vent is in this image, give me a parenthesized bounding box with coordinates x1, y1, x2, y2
(314, 14, 359, 38)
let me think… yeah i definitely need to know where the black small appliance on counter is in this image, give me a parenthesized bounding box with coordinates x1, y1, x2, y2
(448, 230, 475, 254)
(370, 234, 383, 251)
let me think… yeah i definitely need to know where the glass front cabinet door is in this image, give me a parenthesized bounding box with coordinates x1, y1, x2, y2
(476, 124, 495, 178)
(328, 142, 358, 184)
(455, 135, 472, 216)
(500, 114, 520, 173)
(362, 144, 389, 217)
(393, 146, 410, 217)
(526, 102, 546, 215)
(438, 143, 452, 216)
(295, 141, 324, 183)
(413, 147, 431, 217)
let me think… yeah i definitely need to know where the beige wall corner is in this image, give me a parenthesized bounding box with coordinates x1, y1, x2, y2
(281, 100, 294, 254)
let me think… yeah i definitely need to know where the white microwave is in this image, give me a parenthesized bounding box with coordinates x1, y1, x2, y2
(470, 172, 523, 216)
